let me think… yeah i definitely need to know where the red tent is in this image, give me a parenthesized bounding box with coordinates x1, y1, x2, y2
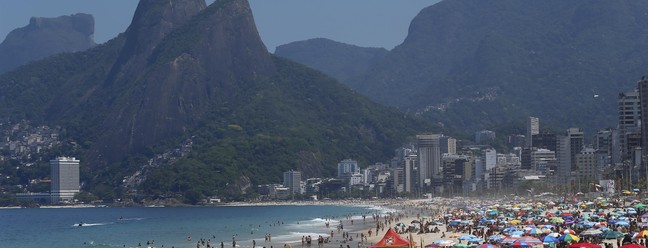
(370, 228, 413, 248)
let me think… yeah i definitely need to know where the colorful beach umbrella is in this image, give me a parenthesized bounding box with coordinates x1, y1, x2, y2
(559, 234, 580, 242)
(476, 244, 498, 248)
(526, 228, 543, 235)
(511, 242, 530, 248)
(635, 230, 648, 239)
(515, 236, 543, 244)
(568, 243, 602, 248)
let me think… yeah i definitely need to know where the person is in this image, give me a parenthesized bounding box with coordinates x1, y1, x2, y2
(284, 244, 291, 248)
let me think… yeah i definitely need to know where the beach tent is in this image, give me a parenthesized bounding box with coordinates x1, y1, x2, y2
(370, 228, 413, 248)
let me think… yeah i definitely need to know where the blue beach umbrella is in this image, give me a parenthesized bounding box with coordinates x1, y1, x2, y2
(542, 236, 559, 243)
(488, 235, 505, 242)
(468, 237, 484, 243)
(615, 221, 630, 226)
(458, 235, 478, 241)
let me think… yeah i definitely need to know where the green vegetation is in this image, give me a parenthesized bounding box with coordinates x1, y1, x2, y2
(0, 0, 436, 203)
(140, 57, 434, 201)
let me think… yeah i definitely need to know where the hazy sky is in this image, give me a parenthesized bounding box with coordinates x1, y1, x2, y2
(0, 0, 440, 52)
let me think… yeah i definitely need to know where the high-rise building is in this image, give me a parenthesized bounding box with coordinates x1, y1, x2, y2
(283, 170, 301, 195)
(532, 133, 557, 151)
(531, 149, 556, 172)
(618, 90, 641, 159)
(50, 156, 80, 203)
(417, 134, 441, 190)
(482, 149, 497, 189)
(639, 77, 648, 155)
(556, 135, 572, 184)
(439, 136, 457, 155)
(527, 117, 540, 147)
(337, 159, 359, 178)
(576, 147, 598, 188)
(567, 128, 585, 167)
(404, 154, 417, 193)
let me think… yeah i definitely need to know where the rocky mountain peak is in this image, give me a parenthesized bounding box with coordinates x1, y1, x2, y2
(93, 0, 274, 163)
(0, 13, 95, 74)
(105, 0, 206, 86)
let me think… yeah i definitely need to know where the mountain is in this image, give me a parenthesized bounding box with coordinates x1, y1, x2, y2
(346, 0, 648, 132)
(275, 38, 388, 88)
(0, 0, 433, 200)
(0, 13, 95, 74)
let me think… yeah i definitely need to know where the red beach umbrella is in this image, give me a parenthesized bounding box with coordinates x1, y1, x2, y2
(619, 244, 647, 248)
(569, 243, 601, 248)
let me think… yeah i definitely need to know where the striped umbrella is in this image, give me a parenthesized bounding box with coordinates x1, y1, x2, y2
(512, 242, 531, 248)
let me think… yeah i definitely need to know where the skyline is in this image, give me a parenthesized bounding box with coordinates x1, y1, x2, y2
(0, 0, 441, 52)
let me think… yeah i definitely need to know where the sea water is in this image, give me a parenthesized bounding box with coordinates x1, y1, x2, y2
(0, 205, 390, 248)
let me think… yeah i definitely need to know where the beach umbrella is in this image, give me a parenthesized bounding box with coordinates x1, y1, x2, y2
(619, 244, 647, 248)
(559, 234, 580, 242)
(542, 236, 559, 243)
(425, 245, 443, 248)
(454, 244, 470, 248)
(616, 221, 630, 226)
(600, 230, 624, 239)
(561, 229, 576, 235)
(580, 228, 603, 236)
(526, 228, 543, 235)
(635, 230, 648, 239)
(568, 243, 602, 248)
(550, 217, 565, 223)
(501, 237, 519, 244)
(458, 235, 477, 241)
(433, 240, 456, 246)
(509, 220, 522, 225)
(561, 212, 573, 217)
(515, 236, 543, 244)
(488, 235, 505, 242)
(467, 238, 483, 244)
(510, 231, 525, 237)
(511, 241, 530, 248)
(476, 244, 498, 248)
(547, 232, 561, 238)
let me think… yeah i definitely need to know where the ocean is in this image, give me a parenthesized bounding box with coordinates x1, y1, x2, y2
(0, 204, 389, 248)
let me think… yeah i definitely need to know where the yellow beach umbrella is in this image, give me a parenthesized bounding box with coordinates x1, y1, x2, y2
(508, 220, 522, 225)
